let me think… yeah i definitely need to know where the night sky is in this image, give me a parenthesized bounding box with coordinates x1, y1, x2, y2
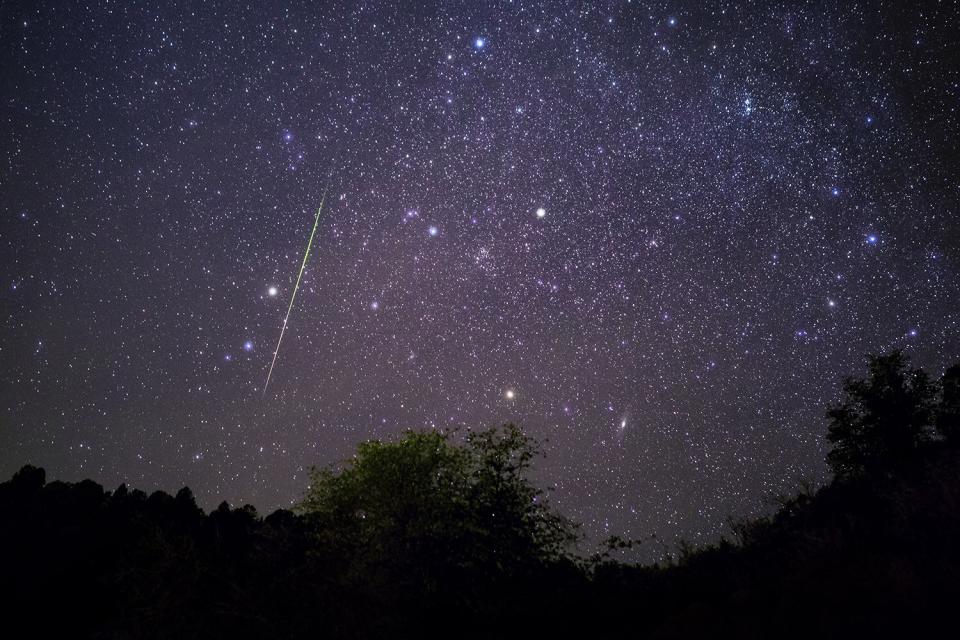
(2, 1, 959, 552)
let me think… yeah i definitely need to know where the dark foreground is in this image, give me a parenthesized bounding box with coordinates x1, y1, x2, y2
(2, 353, 959, 639)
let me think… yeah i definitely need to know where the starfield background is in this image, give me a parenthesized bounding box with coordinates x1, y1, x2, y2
(1, 1, 959, 638)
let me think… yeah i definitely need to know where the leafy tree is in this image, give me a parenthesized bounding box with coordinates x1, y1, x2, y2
(297, 425, 577, 590)
(826, 351, 937, 479)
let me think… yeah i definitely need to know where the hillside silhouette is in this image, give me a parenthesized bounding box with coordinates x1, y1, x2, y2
(2, 351, 959, 639)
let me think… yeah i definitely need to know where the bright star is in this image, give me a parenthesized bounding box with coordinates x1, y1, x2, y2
(505, 389, 515, 400)
(268, 286, 278, 297)
(243, 341, 254, 352)
(474, 37, 485, 49)
(536, 207, 546, 218)
(428, 225, 439, 236)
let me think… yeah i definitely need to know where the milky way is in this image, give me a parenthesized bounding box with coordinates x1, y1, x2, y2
(2, 1, 958, 554)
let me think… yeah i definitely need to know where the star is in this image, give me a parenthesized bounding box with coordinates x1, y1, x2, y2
(268, 286, 278, 297)
(536, 207, 546, 218)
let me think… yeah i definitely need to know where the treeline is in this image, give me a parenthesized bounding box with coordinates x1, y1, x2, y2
(1, 352, 959, 639)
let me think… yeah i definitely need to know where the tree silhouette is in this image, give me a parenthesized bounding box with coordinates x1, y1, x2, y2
(4, 355, 960, 638)
(826, 351, 937, 479)
(298, 425, 577, 589)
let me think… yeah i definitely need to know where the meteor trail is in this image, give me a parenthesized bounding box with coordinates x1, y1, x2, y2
(263, 184, 330, 396)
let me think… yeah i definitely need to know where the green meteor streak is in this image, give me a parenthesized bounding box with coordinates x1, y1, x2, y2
(263, 185, 330, 396)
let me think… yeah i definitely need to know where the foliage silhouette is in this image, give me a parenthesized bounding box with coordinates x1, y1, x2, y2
(1, 355, 959, 638)
(296, 425, 579, 633)
(826, 351, 938, 479)
(299, 426, 575, 573)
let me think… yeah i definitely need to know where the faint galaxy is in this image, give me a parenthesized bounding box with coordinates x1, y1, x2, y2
(1, 0, 959, 550)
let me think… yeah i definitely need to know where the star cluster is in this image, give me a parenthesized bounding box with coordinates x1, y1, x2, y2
(2, 0, 959, 553)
